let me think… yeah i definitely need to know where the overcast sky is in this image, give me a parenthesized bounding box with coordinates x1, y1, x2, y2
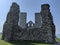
(0, 0, 60, 34)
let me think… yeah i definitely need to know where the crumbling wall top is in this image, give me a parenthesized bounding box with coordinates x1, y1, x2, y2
(41, 4, 50, 10)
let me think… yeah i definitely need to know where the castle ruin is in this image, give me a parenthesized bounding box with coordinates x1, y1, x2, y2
(2, 2, 55, 43)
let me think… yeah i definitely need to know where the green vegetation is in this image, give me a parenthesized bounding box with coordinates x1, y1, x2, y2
(56, 38, 60, 42)
(0, 34, 2, 39)
(0, 34, 59, 45)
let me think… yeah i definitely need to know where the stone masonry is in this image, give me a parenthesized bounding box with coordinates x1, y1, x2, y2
(19, 12, 27, 28)
(2, 2, 20, 41)
(2, 2, 56, 43)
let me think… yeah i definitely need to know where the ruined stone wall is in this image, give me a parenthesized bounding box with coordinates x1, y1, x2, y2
(2, 2, 20, 41)
(40, 4, 55, 42)
(13, 4, 55, 43)
(14, 28, 47, 42)
(2, 3, 55, 43)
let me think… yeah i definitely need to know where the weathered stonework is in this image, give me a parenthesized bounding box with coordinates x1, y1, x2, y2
(19, 12, 27, 28)
(35, 13, 42, 28)
(41, 4, 55, 42)
(2, 2, 20, 41)
(2, 3, 55, 43)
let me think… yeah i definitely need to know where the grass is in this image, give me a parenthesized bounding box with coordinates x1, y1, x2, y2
(0, 34, 2, 39)
(0, 34, 59, 45)
(56, 38, 60, 42)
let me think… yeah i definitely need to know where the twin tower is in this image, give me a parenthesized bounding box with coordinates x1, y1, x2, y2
(19, 4, 50, 29)
(19, 11, 42, 29)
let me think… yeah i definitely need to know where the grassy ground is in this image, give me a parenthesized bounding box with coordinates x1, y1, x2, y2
(0, 34, 2, 39)
(56, 38, 60, 42)
(0, 34, 59, 45)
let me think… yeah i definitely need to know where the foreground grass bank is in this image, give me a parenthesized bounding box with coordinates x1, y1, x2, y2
(0, 40, 54, 45)
(0, 34, 60, 45)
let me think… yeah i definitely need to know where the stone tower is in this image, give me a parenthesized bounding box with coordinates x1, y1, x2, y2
(35, 13, 42, 28)
(19, 12, 27, 28)
(34, 4, 55, 43)
(40, 4, 55, 42)
(2, 2, 20, 41)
